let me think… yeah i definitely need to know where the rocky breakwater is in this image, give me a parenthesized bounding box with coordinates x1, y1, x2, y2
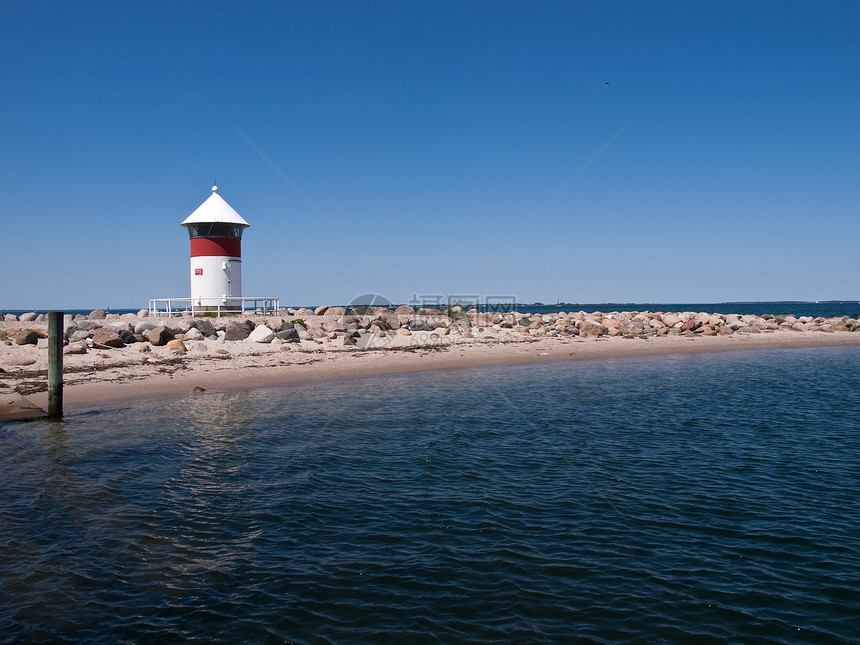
(2, 306, 860, 395)
(1, 308, 860, 355)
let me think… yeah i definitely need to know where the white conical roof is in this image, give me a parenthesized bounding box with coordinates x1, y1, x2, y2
(181, 186, 250, 227)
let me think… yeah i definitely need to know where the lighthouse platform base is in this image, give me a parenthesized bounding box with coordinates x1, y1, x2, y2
(148, 297, 280, 317)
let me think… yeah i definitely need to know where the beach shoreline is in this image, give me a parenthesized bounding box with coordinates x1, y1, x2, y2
(3, 307, 859, 414)
(12, 330, 860, 413)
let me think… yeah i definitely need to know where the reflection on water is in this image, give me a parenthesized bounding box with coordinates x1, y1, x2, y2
(2, 347, 860, 643)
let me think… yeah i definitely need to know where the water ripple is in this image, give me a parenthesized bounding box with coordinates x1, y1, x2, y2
(1, 347, 859, 643)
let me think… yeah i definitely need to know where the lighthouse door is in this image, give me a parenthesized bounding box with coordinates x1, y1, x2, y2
(219, 259, 242, 303)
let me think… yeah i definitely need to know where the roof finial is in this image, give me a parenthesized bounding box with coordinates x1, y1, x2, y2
(212, 181, 218, 194)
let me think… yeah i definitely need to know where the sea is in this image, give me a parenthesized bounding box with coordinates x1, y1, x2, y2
(2, 307, 860, 643)
(4, 300, 860, 319)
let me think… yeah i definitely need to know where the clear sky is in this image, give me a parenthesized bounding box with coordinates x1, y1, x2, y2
(2, 1, 858, 310)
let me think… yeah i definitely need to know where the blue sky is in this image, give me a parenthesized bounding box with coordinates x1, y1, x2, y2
(2, 1, 858, 309)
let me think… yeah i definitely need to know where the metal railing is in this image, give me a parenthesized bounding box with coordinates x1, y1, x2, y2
(148, 297, 280, 317)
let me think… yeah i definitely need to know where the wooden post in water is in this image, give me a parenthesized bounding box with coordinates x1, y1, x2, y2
(47, 311, 63, 419)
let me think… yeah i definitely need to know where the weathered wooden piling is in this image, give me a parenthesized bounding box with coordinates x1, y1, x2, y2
(47, 311, 63, 418)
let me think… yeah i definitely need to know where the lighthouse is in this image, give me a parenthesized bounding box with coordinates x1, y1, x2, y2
(180, 185, 249, 311)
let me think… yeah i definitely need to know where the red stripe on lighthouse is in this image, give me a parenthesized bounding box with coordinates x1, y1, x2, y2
(190, 237, 242, 258)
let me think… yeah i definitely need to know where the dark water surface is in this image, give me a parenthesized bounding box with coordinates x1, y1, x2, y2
(2, 347, 859, 643)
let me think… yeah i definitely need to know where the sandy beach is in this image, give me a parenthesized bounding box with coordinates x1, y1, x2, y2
(2, 308, 859, 414)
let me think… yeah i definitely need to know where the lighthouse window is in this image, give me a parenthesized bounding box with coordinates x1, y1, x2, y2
(187, 223, 244, 239)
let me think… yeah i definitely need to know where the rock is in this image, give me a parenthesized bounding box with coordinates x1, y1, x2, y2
(69, 330, 92, 342)
(92, 327, 124, 348)
(417, 308, 441, 315)
(14, 329, 39, 345)
(184, 327, 204, 341)
(313, 305, 329, 315)
(295, 307, 315, 317)
(134, 320, 159, 334)
(681, 318, 699, 331)
(718, 326, 734, 335)
(326, 307, 347, 317)
(106, 321, 133, 335)
(136, 309, 149, 318)
(63, 324, 80, 340)
(132, 344, 152, 353)
(88, 309, 107, 319)
(408, 318, 436, 332)
(36, 338, 49, 349)
(167, 339, 187, 351)
(18, 312, 39, 322)
(0, 330, 5, 342)
(248, 325, 275, 343)
(342, 335, 358, 346)
(147, 326, 172, 346)
(223, 323, 250, 341)
(734, 325, 760, 334)
(193, 318, 217, 337)
(4, 313, 18, 322)
(64, 343, 88, 355)
(578, 320, 607, 337)
(395, 305, 415, 316)
(277, 328, 299, 341)
(399, 328, 413, 335)
(322, 321, 346, 333)
(661, 313, 682, 327)
(8, 357, 37, 366)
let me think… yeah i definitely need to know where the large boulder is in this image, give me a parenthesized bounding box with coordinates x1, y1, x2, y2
(88, 309, 107, 319)
(92, 327, 124, 348)
(14, 329, 39, 345)
(276, 328, 299, 341)
(326, 307, 347, 317)
(408, 318, 437, 332)
(248, 325, 275, 343)
(134, 320, 159, 334)
(167, 339, 187, 351)
(224, 323, 250, 341)
(681, 318, 700, 331)
(578, 319, 607, 337)
(322, 320, 346, 333)
(184, 327, 204, 341)
(194, 318, 217, 337)
(18, 312, 39, 322)
(395, 305, 415, 316)
(106, 322, 133, 334)
(63, 324, 81, 341)
(69, 329, 92, 342)
(147, 326, 172, 346)
(661, 313, 682, 327)
(313, 305, 329, 315)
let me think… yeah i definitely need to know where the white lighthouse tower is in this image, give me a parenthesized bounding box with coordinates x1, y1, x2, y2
(180, 185, 249, 311)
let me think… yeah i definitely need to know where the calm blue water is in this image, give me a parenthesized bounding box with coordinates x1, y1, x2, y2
(2, 347, 860, 643)
(4, 300, 860, 319)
